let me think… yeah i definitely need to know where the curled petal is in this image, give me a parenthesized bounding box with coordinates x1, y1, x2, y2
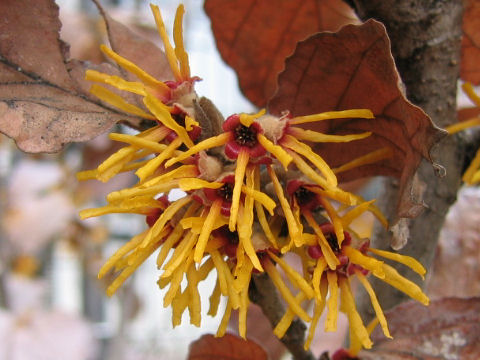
(166, 132, 232, 167)
(339, 277, 373, 349)
(100, 44, 169, 92)
(368, 247, 426, 279)
(150, 4, 182, 81)
(344, 246, 385, 278)
(355, 270, 391, 339)
(380, 264, 429, 305)
(90, 84, 156, 119)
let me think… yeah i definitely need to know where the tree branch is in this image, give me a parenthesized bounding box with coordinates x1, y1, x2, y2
(249, 273, 315, 360)
(350, 0, 465, 316)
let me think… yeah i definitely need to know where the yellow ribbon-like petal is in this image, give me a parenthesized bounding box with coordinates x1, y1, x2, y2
(339, 276, 373, 349)
(179, 178, 223, 191)
(368, 247, 426, 279)
(268, 251, 315, 299)
(304, 211, 340, 270)
(462, 82, 480, 107)
(173, 4, 190, 79)
(288, 126, 371, 143)
(264, 260, 311, 323)
(463, 147, 480, 184)
(194, 200, 222, 263)
(344, 246, 385, 278)
(229, 149, 249, 231)
(90, 84, 156, 120)
(166, 132, 232, 167)
(143, 93, 194, 148)
(290, 109, 374, 125)
(282, 135, 337, 186)
(257, 133, 292, 169)
(305, 276, 328, 349)
(380, 263, 429, 305)
(268, 165, 303, 247)
(99, 44, 170, 93)
(150, 4, 182, 81)
(355, 270, 391, 339)
(86, 69, 146, 96)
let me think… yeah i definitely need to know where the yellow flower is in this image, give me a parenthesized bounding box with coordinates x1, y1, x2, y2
(77, 4, 409, 343)
(273, 205, 429, 352)
(77, 4, 201, 184)
(80, 146, 279, 337)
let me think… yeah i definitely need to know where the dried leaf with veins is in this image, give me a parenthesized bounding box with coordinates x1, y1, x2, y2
(204, 0, 359, 107)
(187, 333, 268, 360)
(358, 298, 480, 360)
(460, 0, 480, 84)
(269, 20, 446, 219)
(0, 0, 171, 153)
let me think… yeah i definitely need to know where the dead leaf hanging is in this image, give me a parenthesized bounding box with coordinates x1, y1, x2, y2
(268, 20, 446, 218)
(0, 0, 173, 153)
(204, 0, 359, 107)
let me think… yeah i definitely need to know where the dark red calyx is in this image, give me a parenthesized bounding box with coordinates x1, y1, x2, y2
(332, 348, 359, 360)
(308, 245, 323, 259)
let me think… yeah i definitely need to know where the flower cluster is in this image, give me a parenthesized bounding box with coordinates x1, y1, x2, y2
(446, 82, 480, 185)
(78, 3, 429, 354)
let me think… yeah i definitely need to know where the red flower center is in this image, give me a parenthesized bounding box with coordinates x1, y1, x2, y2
(213, 225, 239, 258)
(165, 110, 201, 143)
(325, 232, 340, 254)
(217, 183, 233, 202)
(294, 186, 316, 207)
(234, 124, 258, 147)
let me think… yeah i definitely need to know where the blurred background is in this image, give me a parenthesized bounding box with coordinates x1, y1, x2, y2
(0, 0, 479, 359)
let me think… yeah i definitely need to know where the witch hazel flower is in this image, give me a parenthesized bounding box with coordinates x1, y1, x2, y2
(162, 108, 385, 231)
(77, 4, 201, 184)
(256, 109, 395, 189)
(77, 104, 393, 337)
(75, 3, 427, 345)
(163, 109, 292, 230)
(87, 4, 198, 112)
(282, 177, 387, 253)
(273, 202, 429, 353)
(80, 154, 279, 338)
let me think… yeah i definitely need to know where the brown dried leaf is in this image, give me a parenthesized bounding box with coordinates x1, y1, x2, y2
(268, 20, 446, 218)
(460, 0, 480, 84)
(0, 0, 139, 153)
(458, 107, 480, 122)
(204, 0, 359, 107)
(0, 80, 127, 153)
(187, 333, 268, 360)
(0, 0, 73, 90)
(359, 298, 480, 360)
